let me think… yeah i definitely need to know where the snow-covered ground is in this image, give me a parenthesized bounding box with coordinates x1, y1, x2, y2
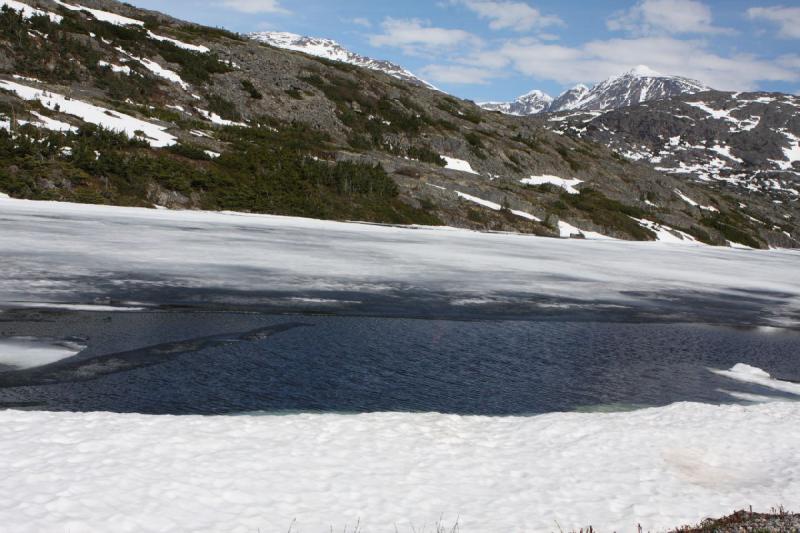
(0, 197, 798, 325)
(0, 401, 798, 533)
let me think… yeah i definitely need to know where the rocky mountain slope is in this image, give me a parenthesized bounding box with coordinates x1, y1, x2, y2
(0, 0, 795, 248)
(482, 66, 709, 115)
(542, 90, 800, 247)
(248, 31, 435, 90)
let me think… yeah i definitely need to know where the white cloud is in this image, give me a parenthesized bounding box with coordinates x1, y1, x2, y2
(455, 0, 563, 32)
(221, 0, 289, 14)
(420, 64, 497, 84)
(351, 17, 372, 28)
(607, 0, 732, 35)
(368, 18, 481, 54)
(747, 6, 800, 39)
(495, 36, 797, 90)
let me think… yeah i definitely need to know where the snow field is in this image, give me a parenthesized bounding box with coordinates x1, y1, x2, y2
(0, 401, 798, 533)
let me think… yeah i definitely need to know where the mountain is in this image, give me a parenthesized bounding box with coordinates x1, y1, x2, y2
(543, 90, 800, 248)
(0, 0, 795, 248)
(481, 66, 709, 115)
(248, 31, 435, 90)
(548, 84, 589, 113)
(479, 90, 553, 116)
(551, 66, 709, 113)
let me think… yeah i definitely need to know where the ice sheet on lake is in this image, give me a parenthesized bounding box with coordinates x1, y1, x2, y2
(0, 198, 798, 325)
(0, 402, 798, 532)
(0, 337, 85, 370)
(713, 363, 800, 397)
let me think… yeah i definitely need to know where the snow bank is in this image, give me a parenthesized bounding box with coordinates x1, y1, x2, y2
(0, 402, 798, 532)
(0, 197, 798, 324)
(0, 80, 176, 147)
(0, 337, 84, 369)
(442, 156, 479, 174)
(53, 0, 143, 26)
(521, 175, 583, 194)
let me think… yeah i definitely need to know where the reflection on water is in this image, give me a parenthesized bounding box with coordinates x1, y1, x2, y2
(0, 310, 798, 415)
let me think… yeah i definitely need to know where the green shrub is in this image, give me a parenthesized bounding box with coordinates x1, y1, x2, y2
(240, 79, 263, 99)
(562, 189, 655, 240)
(206, 94, 240, 121)
(407, 146, 445, 166)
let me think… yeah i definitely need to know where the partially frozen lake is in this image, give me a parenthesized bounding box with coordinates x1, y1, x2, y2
(1, 312, 799, 414)
(1, 198, 799, 532)
(1, 198, 798, 414)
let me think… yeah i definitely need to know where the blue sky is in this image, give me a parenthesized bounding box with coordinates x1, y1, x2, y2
(132, 0, 800, 101)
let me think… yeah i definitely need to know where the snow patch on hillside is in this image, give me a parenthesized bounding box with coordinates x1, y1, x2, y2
(97, 60, 131, 75)
(674, 189, 719, 212)
(455, 191, 541, 222)
(0, 80, 176, 147)
(53, 0, 143, 26)
(146, 31, 209, 53)
(27, 111, 77, 132)
(115, 47, 189, 90)
(633, 218, 700, 245)
(195, 108, 247, 127)
(0, 0, 62, 22)
(521, 175, 583, 194)
(442, 156, 479, 175)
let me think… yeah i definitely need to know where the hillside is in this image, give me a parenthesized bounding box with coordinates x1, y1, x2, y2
(0, 0, 795, 248)
(543, 90, 800, 248)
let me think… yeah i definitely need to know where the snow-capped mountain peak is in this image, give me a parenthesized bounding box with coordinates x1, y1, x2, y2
(480, 67, 710, 116)
(626, 65, 661, 77)
(479, 89, 553, 116)
(248, 31, 435, 89)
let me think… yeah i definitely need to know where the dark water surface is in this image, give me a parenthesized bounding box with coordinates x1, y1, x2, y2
(0, 310, 798, 415)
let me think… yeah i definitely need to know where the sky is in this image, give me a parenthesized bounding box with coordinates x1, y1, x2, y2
(130, 0, 800, 102)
